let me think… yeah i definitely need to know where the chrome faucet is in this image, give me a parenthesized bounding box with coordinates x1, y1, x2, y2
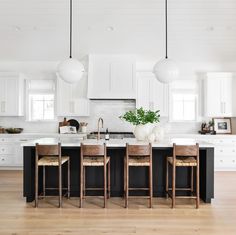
(97, 117, 104, 140)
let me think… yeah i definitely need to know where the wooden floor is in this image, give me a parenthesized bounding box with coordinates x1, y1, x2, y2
(0, 171, 236, 235)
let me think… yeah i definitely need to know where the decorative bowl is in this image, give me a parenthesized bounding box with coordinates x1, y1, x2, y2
(5, 128, 23, 134)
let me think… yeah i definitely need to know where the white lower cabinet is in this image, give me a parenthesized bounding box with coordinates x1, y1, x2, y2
(0, 134, 87, 169)
(196, 136, 236, 171)
(0, 155, 14, 166)
(214, 145, 236, 171)
(0, 142, 23, 169)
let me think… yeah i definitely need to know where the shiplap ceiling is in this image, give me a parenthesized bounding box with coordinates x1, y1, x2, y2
(0, 0, 236, 62)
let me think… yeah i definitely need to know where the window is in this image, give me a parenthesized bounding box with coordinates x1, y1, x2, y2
(171, 92, 197, 122)
(29, 94, 55, 121)
(26, 79, 56, 121)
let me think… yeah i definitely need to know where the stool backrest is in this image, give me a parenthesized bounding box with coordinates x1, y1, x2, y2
(36, 143, 61, 156)
(81, 143, 106, 156)
(35, 143, 62, 168)
(126, 143, 152, 156)
(173, 143, 199, 157)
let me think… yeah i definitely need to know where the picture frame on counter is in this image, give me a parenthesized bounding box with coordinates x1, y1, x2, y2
(213, 117, 232, 134)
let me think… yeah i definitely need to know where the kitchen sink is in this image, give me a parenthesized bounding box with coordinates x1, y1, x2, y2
(87, 132, 134, 140)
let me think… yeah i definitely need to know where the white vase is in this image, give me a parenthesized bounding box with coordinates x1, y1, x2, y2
(153, 125, 165, 141)
(147, 133, 156, 143)
(133, 124, 152, 141)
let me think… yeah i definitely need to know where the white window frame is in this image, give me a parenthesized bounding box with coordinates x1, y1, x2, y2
(169, 89, 199, 123)
(25, 79, 57, 122)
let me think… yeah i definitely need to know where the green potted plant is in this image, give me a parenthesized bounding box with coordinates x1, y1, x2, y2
(120, 107, 160, 141)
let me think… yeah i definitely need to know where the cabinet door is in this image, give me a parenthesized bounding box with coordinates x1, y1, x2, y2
(151, 77, 169, 117)
(5, 78, 19, 115)
(88, 55, 136, 99)
(110, 59, 136, 99)
(0, 79, 6, 115)
(205, 78, 222, 117)
(57, 77, 90, 116)
(0, 77, 23, 116)
(221, 78, 233, 116)
(136, 73, 168, 117)
(57, 77, 72, 116)
(136, 75, 150, 109)
(88, 58, 111, 98)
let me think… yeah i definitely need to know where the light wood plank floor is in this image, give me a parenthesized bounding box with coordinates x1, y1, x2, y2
(0, 171, 236, 235)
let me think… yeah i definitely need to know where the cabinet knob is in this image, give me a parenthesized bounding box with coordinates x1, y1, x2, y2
(1, 158, 5, 161)
(220, 160, 223, 162)
(233, 160, 235, 163)
(220, 150, 223, 152)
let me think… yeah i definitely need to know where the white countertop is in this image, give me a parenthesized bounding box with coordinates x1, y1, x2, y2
(1, 132, 236, 138)
(0, 132, 86, 137)
(21, 137, 214, 148)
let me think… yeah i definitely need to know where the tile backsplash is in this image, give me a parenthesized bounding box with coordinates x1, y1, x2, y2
(0, 100, 204, 134)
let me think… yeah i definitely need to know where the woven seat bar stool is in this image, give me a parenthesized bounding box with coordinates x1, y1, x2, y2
(166, 143, 200, 209)
(35, 143, 70, 208)
(124, 143, 152, 208)
(80, 143, 110, 208)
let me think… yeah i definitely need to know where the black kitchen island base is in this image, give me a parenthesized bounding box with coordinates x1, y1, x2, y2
(23, 146, 214, 203)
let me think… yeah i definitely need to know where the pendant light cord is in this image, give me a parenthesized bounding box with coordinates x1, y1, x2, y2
(165, 0, 168, 59)
(69, 0, 72, 58)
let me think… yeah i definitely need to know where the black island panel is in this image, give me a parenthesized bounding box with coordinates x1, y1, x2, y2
(23, 146, 214, 203)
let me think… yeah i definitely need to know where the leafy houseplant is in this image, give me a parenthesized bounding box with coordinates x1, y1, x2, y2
(120, 107, 160, 140)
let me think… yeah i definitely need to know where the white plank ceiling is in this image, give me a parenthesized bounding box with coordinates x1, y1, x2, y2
(0, 0, 235, 62)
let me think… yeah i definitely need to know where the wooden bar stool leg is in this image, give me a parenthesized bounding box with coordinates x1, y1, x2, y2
(35, 163, 38, 208)
(43, 166, 46, 197)
(108, 161, 111, 199)
(196, 165, 200, 209)
(123, 158, 126, 198)
(104, 163, 107, 208)
(59, 165, 62, 208)
(125, 161, 129, 208)
(68, 159, 70, 199)
(166, 158, 169, 199)
(80, 163, 83, 208)
(172, 165, 176, 208)
(83, 166, 86, 199)
(191, 166, 194, 196)
(149, 164, 153, 208)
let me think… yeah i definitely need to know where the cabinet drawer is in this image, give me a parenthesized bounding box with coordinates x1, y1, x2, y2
(215, 146, 236, 155)
(0, 155, 14, 166)
(0, 138, 12, 143)
(212, 139, 236, 145)
(215, 156, 236, 170)
(0, 145, 15, 155)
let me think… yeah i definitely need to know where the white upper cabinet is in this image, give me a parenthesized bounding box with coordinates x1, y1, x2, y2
(0, 73, 24, 116)
(136, 72, 169, 117)
(57, 76, 90, 117)
(204, 72, 236, 117)
(88, 54, 136, 99)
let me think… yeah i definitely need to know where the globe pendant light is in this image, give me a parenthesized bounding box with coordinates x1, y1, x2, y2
(153, 0, 179, 83)
(57, 0, 84, 83)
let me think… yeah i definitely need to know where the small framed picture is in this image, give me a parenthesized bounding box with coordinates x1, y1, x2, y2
(213, 118, 232, 134)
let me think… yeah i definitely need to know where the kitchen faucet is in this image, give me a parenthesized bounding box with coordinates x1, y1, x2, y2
(97, 117, 104, 140)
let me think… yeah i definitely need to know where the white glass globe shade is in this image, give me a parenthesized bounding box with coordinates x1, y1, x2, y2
(153, 58, 179, 83)
(57, 58, 84, 83)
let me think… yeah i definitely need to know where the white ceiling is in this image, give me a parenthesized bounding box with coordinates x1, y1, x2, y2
(0, 0, 236, 62)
